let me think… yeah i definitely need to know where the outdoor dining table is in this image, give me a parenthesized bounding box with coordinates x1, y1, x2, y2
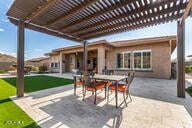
(73, 74, 127, 108)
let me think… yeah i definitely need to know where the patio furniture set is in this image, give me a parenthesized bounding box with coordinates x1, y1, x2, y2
(73, 70, 135, 108)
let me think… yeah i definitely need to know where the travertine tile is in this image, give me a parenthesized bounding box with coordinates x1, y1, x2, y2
(10, 75, 192, 128)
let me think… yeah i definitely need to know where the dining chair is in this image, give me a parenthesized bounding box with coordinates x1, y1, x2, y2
(82, 72, 106, 104)
(107, 72, 135, 106)
(102, 69, 114, 75)
(101, 69, 114, 86)
(73, 70, 84, 95)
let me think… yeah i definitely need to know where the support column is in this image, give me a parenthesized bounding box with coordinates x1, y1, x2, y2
(83, 41, 88, 72)
(59, 53, 63, 74)
(59, 53, 66, 74)
(177, 20, 185, 98)
(98, 47, 105, 74)
(17, 21, 25, 97)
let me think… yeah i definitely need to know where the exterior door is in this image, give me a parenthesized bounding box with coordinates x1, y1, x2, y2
(77, 57, 80, 68)
(93, 58, 97, 69)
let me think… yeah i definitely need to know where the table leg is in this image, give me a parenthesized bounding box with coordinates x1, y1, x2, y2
(74, 77, 76, 95)
(115, 80, 118, 108)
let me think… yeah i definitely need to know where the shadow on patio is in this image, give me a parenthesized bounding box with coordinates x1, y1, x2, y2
(11, 77, 192, 128)
(12, 84, 125, 128)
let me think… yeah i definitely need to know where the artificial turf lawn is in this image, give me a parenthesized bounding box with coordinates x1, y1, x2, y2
(186, 86, 192, 97)
(0, 75, 74, 128)
(2, 75, 74, 93)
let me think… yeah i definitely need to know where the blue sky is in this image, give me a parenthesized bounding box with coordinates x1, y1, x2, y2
(0, 0, 191, 60)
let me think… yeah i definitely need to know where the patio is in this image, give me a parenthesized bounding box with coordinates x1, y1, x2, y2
(11, 74, 192, 128)
(5, 0, 192, 127)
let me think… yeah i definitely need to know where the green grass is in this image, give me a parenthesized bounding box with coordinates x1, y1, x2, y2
(186, 86, 192, 97)
(0, 75, 74, 128)
(2, 75, 74, 93)
(0, 78, 40, 128)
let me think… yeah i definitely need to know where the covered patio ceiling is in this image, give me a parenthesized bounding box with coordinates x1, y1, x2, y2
(6, 0, 192, 98)
(7, 0, 191, 42)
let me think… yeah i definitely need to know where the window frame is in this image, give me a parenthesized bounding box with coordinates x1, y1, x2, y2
(69, 57, 73, 64)
(133, 49, 152, 70)
(51, 62, 54, 68)
(55, 62, 60, 68)
(51, 62, 60, 68)
(116, 51, 131, 69)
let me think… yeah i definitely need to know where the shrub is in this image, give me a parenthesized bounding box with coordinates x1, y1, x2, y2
(0, 70, 8, 74)
(185, 66, 191, 73)
(9, 65, 16, 71)
(186, 86, 192, 97)
(190, 65, 192, 71)
(39, 65, 48, 72)
(31, 66, 39, 71)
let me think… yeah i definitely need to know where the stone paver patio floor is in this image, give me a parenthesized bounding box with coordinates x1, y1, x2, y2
(11, 77, 192, 128)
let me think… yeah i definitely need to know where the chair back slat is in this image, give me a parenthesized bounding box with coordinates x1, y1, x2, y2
(102, 69, 114, 75)
(123, 72, 134, 90)
(82, 71, 94, 88)
(127, 72, 135, 88)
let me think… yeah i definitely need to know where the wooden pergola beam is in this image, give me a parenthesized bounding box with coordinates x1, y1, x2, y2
(83, 41, 88, 72)
(25, 0, 57, 23)
(70, 0, 178, 34)
(80, 3, 186, 38)
(9, 18, 83, 42)
(181, 0, 192, 23)
(83, 14, 182, 40)
(59, 0, 135, 31)
(45, 0, 98, 27)
(17, 20, 25, 97)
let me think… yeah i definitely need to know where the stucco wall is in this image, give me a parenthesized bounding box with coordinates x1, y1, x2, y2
(50, 55, 60, 72)
(106, 41, 171, 79)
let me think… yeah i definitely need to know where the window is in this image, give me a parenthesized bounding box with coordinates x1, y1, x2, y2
(133, 50, 152, 70)
(55, 62, 58, 68)
(134, 52, 141, 69)
(69, 57, 73, 64)
(51, 63, 54, 68)
(51, 62, 59, 68)
(117, 52, 131, 69)
(143, 52, 151, 69)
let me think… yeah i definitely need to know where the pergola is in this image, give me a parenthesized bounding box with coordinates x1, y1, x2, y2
(6, 0, 192, 98)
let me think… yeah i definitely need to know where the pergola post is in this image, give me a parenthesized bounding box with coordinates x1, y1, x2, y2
(83, 41, 88, 72)
(17, 21, 25, 97)
(59, 52, 64, 74)
(177, 20, 185, 98)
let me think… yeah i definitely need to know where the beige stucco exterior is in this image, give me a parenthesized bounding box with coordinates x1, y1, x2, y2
(106, 42, 171, 79)
(45, 36, 176, 79)
(49, 55, 60, 72)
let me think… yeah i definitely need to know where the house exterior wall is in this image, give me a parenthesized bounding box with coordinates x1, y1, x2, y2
(40, 59, 50, 68)
(60, 52, 98, 72)
(49, 55, 60, 72)
(106, 41, 171, 79)
(47, 38, 175, 79)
